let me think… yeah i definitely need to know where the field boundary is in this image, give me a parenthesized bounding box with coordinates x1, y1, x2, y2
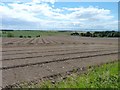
(3, 60, 118, 89)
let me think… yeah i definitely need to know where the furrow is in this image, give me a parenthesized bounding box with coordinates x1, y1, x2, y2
(1, 51, 119, 70)
(2, 49, 117, 61)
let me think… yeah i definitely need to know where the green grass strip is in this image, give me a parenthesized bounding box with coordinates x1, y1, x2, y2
(18, 61, 119, 89)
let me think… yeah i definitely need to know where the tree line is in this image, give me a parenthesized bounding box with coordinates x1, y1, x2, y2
(71, 31, 120, 37)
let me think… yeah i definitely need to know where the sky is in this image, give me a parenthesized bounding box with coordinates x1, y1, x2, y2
(0, 0, 119, 31)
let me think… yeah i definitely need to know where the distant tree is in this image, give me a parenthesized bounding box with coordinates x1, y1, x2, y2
(92, 33, 96, 37)
(85, 32, 92, 37)
(28, 36, 31, 38)
(19, 35, 23, 38)
(79, 31, 120, 38)
(2, 31, 6, 34)
(113, 32, 120, 37)
(36, 35, 40, 37)
(80, 33, 85, 36)
(71, 32, 80, 36)
(7, 33, 14, 37)
(107, 33, 112, 37)
(80, 33, 84, 36)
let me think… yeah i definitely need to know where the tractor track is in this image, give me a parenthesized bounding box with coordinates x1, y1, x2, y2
(1, 51, 119, 70)
(3, 46, 117, 55)
(2, 45, 84, 52)
(2, 46, 89, 55)
(2, 49, 117, 61)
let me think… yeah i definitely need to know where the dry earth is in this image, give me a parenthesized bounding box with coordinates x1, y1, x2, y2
(0, 36, 119, 88)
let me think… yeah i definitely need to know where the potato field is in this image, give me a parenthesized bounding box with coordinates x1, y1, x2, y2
(1, 36, 119, 88)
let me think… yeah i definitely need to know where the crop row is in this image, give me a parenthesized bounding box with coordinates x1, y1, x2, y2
(2, 38, 62, 46)
(2, 49, 117, 61)
(2, 51, 119, 70)
(2, 53, 117, 88)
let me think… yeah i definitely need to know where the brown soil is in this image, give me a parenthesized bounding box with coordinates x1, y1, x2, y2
(1, 36, 119, 88)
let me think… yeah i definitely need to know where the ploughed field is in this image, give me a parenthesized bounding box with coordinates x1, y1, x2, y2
(1, 36, 119, 88)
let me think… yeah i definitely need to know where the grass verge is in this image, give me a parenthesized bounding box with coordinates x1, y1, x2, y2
(17, 61, 119, 89)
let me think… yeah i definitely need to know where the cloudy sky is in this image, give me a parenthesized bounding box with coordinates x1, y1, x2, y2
(0, 0, 118, 31)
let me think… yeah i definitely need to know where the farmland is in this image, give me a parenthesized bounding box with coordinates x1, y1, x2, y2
(26, 61, 119, 88)
(1, 31, 119, 88)
(1, 30, 71, 37)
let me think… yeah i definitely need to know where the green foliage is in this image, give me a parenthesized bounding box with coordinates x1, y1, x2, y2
(2, 31, 6, 34)
(80, 31, 120, 37)
(80, 33, 85, 36)
(1, 30, 71, 38)
(7, 33, 14, 37)
(32, 61, 118, 88)
(16, 61, 119, 89)
(19, 35, 23, 38)
(71, 32, 80, 36)
(1, 30, 120, 38)
(85, 32, 92, 37)
(36, 35, 40, 37)
(28, 36, 31, 38)
(92, 31, 120, 37)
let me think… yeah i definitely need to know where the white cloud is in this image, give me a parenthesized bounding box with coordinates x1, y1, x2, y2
(0, 1, 117, 30)
(0, 4, 42, 22)
(64, 6, 114, 21)
(32, 0, 56, 4)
